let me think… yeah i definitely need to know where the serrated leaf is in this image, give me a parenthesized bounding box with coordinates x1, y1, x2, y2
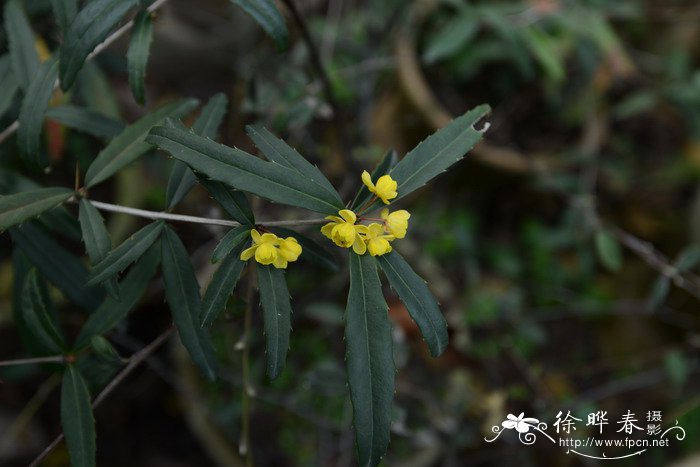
(85, 98, 198, 187)
(127, 9, 153, 105)
(86, 221, 163, 286)
(46, 105, 125, 139)
(4, 0, 40, 91)
(75, 242, 160, 348)
(595, 229, 623, 272)
(211, 225, 250, 263)
(0, 187, 74, 231)
(201, 240, 248, 327)
(377, 251, 448, 357)
(18, 57, 60, 170)
(246, 124, 340, 202)
(166, 93, 229, 209)
(59, 0, 140, 91)
(230, 0, 288, 50)
(11, 222, 104, 311)
(346, 253, 394, 467)
(350, 149, 398, 210)
(51, 0, 78, 34)
(199, 179, 255, 226)
(0, 55, 19, 118)
(90, 336, 122, 364)
(61, 365, 96, 467)
(79, 198, 119, 297)
(161, 226, 218, 379)
(21, 269, 66, 353)
(147, 126, 343, 214)
(257, 264, 292, 379)
(269, 226, 338, 271)
(388, 105, 490, 202)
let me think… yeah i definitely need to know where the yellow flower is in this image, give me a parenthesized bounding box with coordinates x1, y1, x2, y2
(321, 209, 367, 254)
(381, 208, 410, 239)
(361, 171, 398, 204)
(240, 229, 301, 269)
(363, 223, 395, 256)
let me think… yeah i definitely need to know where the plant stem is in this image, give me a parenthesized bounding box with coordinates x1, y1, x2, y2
(78, 199, 327, 228)
(27, 327, 174, 467)
(0, 355, 64, 367)
(0, 0, 172, 145)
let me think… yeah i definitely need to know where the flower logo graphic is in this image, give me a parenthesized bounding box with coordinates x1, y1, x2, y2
(502, 413, 540, 433)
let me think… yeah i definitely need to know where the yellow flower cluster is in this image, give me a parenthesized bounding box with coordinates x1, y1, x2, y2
(321, 172, 410, 257)
(240, 229, 302, 269)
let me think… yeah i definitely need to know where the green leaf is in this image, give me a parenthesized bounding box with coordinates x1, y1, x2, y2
(647, 275, 670, 311)
(423, 11, 478, 64)
(166, 93, 229, 209)
(199, 179, 255, 226)
(46, 105, 125, 139)
(201, 240, 248, 327)
(146, 126, 343, 214)
(211, 225, 250, 263)
(85, 98, 198, 187)
(51, 0, 78, 34)
(388, 105, 490, 202)
(0, 187, 74, 231)
(86, 221, 163, 286)
(674, 244, 700, 272)
(257, 264, 292, 379)
(350, 149, 398, 210)
(345, 253, 394, 467)
(246, 124, 340, 202)
(61, 365, 96, 467)
(230, 0, 288, 50)
(21, 269, 66, 353)
(269, 226, 338, 272)
(59, 0, 140, 91)
(79, 198, 119, 297)
(377, 251, 448, 357)
(10, 222, 104, 311)
(595, 229, 623, 272)
(90, 336, 123, 364)
(4, 0, 40, 91)
(17, 57, 60, 170)
(75, 242, 160, 348)
(0, 55, 20, 118)
(161, 226, 218, 379)
(126, 9, 153, 105)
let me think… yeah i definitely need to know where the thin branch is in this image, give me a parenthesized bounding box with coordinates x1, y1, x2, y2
(28, 327, 175, 467)
(0, 0, 172, 145)
(0, 355, 64, 367)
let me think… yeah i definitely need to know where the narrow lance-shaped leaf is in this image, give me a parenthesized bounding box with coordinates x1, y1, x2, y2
(85, 98, 198, 187)
(246, 124, 340, 203)
(377, 251, 448, 357)
(147, 126, 343, 214)
(0, 187, 74, 231)
(595, 229, 622, 272)
(230, 0, 288, 50)
(10, 222, 104, 311)
(0, 55, 19, 118)
(90, 336, 123, 364)
(79, 198, 119, 297)
(61, 365, 96, 467)
(60, 0, 141, 90)
(201, 239, 249, 327)
(46, 105, 125, 139)
(389, 105, 490, 201)
(75, 242, 161, 348)
(127, 9, 153, 105)
(211, 225, 250, 263)
(199, 179, 255, 226)
(345, 253, 394, 467)
(51, 0, 78, 35)
(166, 93, 229, 209)
(21, 269, 66, 353)
(4, 0, 40, 91)
(350, 149, 398, 210)
(18, 57, 60, 170)
(86, 221, 163, 286)
(161, 226, 218, 379)
(269, 227, 338, 272)
(257, 264, 292, 379)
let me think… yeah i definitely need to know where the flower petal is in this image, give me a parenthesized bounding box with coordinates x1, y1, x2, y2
(240, 245, 257, 261)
